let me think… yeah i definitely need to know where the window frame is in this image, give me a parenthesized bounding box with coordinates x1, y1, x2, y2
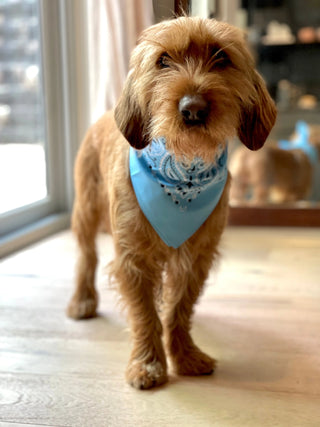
(0, 0, 90, 258)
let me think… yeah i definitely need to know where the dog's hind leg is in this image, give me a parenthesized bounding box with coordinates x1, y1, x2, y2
(67, 204, 99, 319)
(67, 136, 101, 319)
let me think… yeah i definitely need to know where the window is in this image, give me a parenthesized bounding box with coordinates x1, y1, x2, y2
(0, 0, 47, 215)
(0, 0, 90, 257)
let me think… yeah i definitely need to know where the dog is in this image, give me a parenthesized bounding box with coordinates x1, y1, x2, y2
(67, 17, 276, 389)
(230, 122, 320, 204)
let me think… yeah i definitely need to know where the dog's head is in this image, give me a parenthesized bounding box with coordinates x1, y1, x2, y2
(115, 17, 276, 161)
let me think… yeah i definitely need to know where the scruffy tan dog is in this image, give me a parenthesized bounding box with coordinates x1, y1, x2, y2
(67, 17, 276, 389)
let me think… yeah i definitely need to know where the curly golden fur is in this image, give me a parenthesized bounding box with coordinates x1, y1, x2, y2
(67, 17, 276, 390)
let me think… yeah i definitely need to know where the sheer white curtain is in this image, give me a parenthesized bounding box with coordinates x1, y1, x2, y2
(87, 0, 154, 123)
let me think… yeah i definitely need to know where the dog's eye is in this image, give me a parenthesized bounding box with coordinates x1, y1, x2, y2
(210, 48, 230, 69)
(158, 53, 171, 69)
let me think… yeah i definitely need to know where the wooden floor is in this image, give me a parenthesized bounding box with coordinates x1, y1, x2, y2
(1, 227, 320, 426)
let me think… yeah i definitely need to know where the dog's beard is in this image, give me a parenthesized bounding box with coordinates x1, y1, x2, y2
(149, 108, 238, 163)
(149, 85, 241, 162)
(166, 131, 229, 164)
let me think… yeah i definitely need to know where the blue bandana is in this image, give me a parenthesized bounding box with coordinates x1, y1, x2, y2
(129, 137, 228, 248)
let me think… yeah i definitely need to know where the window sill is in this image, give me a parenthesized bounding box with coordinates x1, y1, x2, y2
(0, 212, 71, 259)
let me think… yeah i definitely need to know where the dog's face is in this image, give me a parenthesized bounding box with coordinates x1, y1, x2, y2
(115, 17, 276, 162)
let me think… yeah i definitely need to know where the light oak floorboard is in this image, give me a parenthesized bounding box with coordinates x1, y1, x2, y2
(0, 227, 320, 426)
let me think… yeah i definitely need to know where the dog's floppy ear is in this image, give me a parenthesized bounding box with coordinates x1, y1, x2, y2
(114, 71, 150, 150)
(238, 71, 277, 151)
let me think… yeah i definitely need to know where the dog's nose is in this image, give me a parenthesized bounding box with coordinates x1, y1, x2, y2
(179, 95, 209, 125)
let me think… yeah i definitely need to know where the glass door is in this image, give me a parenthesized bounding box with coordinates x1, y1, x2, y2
(0, 0, 48, 215)
(0, 0, 89, 257)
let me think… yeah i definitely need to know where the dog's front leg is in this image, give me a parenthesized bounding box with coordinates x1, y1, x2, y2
(112, 252, 168, 389)
(163, 249, 216, 376)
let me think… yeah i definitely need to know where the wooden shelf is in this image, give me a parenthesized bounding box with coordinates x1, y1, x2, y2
(229, 205, 320, 227)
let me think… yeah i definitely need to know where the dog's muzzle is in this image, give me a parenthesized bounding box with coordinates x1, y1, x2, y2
(178, 95, 209, 126)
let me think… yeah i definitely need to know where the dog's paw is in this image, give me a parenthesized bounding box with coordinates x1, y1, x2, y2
(126, 359, 168, 390)
(172, 349, 216, 376)
(66, 295, 98, 319)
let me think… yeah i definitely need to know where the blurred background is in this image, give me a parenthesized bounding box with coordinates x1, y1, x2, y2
(0, 0, 319, 257)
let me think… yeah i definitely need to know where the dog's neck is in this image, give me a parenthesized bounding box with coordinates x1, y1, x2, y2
(129, 137, 228, 248)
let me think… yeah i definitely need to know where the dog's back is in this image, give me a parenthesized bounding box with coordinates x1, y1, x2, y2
(72, 111, 129, 235)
